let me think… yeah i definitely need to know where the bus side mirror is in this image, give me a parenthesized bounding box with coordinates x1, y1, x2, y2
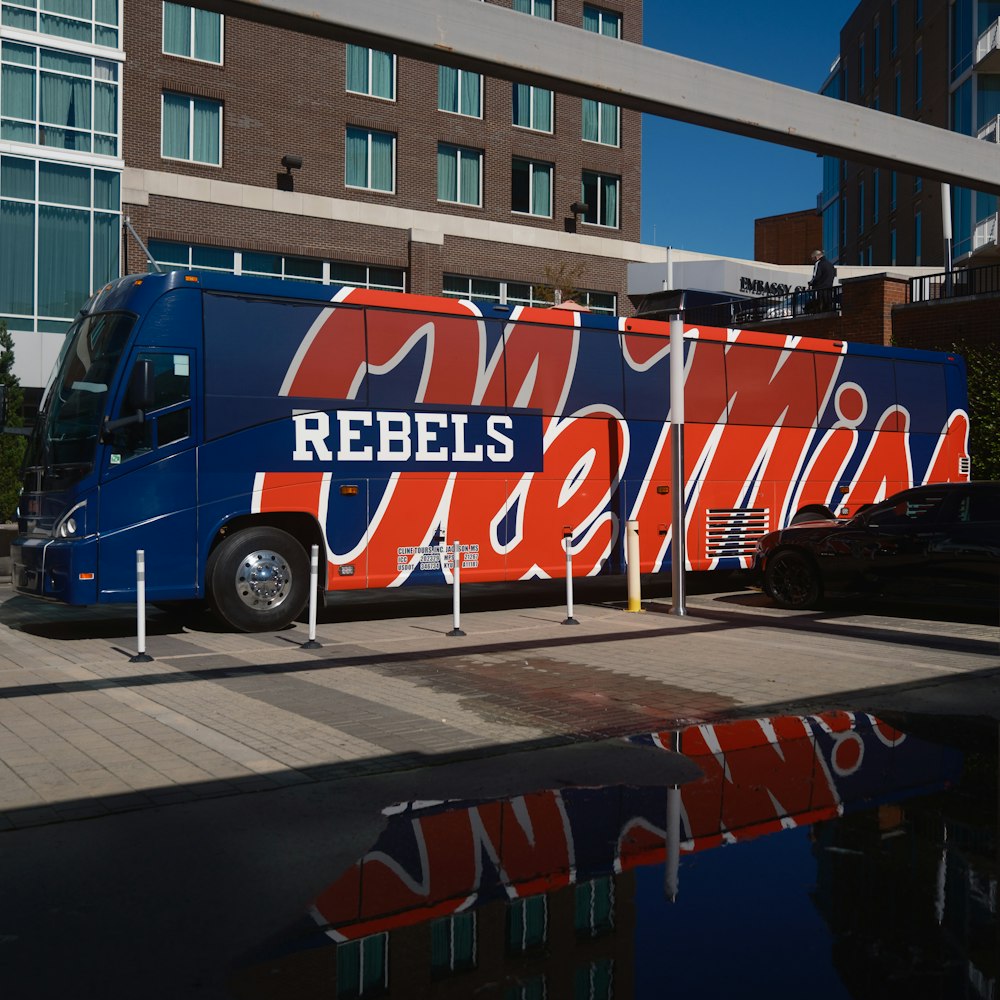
(126, 359, 155, 413)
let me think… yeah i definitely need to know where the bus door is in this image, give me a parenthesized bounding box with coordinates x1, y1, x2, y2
(98, 351, 198, 600)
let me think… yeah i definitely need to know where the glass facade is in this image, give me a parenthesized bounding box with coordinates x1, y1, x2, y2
(147, 240, 406, 292)
(1, 0, 119, 48)
(1, 40, 120, 155)
(1, 154, 120, 333)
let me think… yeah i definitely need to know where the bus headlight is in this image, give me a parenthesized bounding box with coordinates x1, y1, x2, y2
(54, 501, 86, 538)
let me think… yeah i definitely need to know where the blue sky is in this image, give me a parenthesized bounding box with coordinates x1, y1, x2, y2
(641, 2, 859, 259)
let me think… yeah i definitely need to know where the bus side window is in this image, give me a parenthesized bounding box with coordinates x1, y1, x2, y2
(113, 353, 191, 462)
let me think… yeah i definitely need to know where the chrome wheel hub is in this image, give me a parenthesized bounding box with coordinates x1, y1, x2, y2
(236, 549, 292, 610)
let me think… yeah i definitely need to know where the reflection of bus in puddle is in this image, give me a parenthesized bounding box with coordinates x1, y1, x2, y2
(232, 712, 971, 999)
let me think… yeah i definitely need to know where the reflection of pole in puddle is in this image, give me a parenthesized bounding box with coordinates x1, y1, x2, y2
(665, 730, 681, 902)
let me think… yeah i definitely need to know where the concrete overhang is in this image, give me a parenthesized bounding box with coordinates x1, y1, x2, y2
(197, 0, 1000, 194)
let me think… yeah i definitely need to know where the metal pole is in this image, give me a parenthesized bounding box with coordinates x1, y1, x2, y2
(626, 519, 642, 612)
(130, 549, 153, 663)
(562, 531, 579, 625)
(941, 182, 953, 296)
(301, 544, 321, 649)
(669, 314, 687, 616)
(665, 729, 682, 902)
(447, 539, 466, 636)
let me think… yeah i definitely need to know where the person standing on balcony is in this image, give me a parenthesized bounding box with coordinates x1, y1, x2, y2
(807, 248, 836, 312)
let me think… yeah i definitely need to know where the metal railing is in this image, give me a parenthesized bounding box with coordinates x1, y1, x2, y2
(976, 16, 1000, 64)
(684, 286, 842, 328)
(977, 114, 1000, 143)
(910, 261, 1000, 302)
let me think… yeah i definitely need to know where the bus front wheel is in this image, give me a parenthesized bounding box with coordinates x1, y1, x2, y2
(207, 526, 309, 632)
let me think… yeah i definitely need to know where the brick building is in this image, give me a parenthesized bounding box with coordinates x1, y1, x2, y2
(753, 208, 823, 266)
(0, 0, 655, 396)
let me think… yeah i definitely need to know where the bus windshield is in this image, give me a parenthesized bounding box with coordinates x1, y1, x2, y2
(25, 311, 136, 485)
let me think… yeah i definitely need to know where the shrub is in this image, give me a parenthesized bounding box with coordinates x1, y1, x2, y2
(0, 321, 26, 522)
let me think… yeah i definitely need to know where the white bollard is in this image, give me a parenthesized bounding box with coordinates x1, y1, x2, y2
(301, 544, 321, 649)
(447, 539, 465, 636)
(130, 549, 153, 663)
(626, 519, 642, 612)
(562, 531, 579, 625)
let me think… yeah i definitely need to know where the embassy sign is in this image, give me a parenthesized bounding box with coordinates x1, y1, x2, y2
(292, 407, 544, 471)
(739, 277, 808, 296)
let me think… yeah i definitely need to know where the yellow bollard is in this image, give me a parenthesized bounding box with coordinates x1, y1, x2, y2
(626, 519, 642, 612)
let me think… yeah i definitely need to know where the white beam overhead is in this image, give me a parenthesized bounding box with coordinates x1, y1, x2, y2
(197, 0, 1000, 195)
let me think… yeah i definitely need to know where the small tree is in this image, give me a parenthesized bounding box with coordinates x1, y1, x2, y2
(0, 321, 26, 522)
(953, 339, 1000, 481)
(535, 262, 583, 307)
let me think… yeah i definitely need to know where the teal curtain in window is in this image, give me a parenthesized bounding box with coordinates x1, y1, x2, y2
(3, 6, 36, 30)
(523, 897, 546, 945)
(39, 13, 90, 42)
(437, 145, 456, 200)
(193, 8, 221, 62)
(371, 50, 393, 98)
(532, 163, 550, 215)
(1, 65, 34, 120)
(582, 98, 598, 141)
(94, 81, 115, 135)
(93, 169, 118, 210)
(346, 44, 367, 92)
(461, 71, 480, 116)
(512, 83, 529, 127)
(430, 920, 449, 970)
(601, 176, 618, 227)
(162, 93, 189, 158)
(336, 941, 360, 996)
(603, 12, 620, 36)
(600, 102, 618, 144)
(513, 0, 530, 11)
(39, 47, 90, 75)
(39, 161, 88, 205)
(47, 0, 90, 18)
(40, 71, 90, 130)
(38, 204, 88, 317)
(361, 936, 385, 989)
(459, 150, 479, 205)
(583, 5, 599, 31)
(534, 0, 551, 17)
(93, 211, 118, 287)
(94, 25, 117, 46)
(192, 97, 219, 164)
(369, 130, 392, 190)
(163, 2, 191, 56)
(0, 200, 34, 315)
(345, 127, 367, 186)
(452, 914, 474, 965)
(1, 156, 35, 198)
(95, 0, 117, 25)
(532, 88, 551, 130)
(438, 65, 458, 112)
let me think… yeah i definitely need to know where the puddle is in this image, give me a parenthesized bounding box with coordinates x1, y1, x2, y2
(230, 712, 998, 998)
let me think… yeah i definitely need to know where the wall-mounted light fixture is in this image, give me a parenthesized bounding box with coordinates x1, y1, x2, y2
(277, 154, 303, 192)
(565, 200, 589, 233)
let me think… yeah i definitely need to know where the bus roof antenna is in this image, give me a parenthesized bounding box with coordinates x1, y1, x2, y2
(124, 215, 163, 273)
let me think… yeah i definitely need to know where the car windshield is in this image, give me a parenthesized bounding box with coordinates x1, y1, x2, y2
(24, 312, 136, 486)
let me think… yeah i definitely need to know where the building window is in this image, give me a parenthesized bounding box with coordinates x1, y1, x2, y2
(0, 155, 120, 335)
(431, 913, 476, 974)
(950, 0, 973, 80)
(890, 170, 897, 210)
(873, 168, 880, 224)
(858, 35, 865, 95)
(438, 66, 481, 117)
(507, 896, 547, 954)
(581, 171, 619, 228)
(513, 83, 552, 132)
(346, 45, 395, 100)
(437, 143, 482, 206)
(914, 48, 922, 109)
(1, 0, 119, 47)
(575, 877, 615, 937)
(329, 262, 405, 291)
(345, 126, 395, 192)
(582, 99, 619, 146)
(858, 178, 865, 233)
(583, 5, 621, 37)
(873, 18, 880, 78)
(580, 290, 617, 314)
(914, 175, 922, 193)
(513, 0, 553, 19)
(894, 71, 901, 114)
(575, 960, 614, 1000)
(1, 41, 120, 156)
(162, 3, 223, 63)
(914, 210, 922, 265)
(161, 92, 221, 165)
(890, 228, 897, 265)
(511, 157, 552, 217)
(336, 933, 388, 999)
(890, 0, 898, 54)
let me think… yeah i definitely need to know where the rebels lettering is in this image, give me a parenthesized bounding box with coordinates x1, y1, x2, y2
(292, 409, 534, 469)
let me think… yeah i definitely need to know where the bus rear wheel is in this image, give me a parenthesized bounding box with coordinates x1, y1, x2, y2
(207, 526, 309, 632)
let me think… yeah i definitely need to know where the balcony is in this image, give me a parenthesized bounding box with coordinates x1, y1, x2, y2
(977, 114, 1000, 143)
(683, 287, 842, 327)
(975, 17, 1000, 72)
(911, 261, 1000, 302)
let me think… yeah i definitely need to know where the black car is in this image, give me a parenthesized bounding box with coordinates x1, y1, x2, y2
(754, 482, 1000, 610)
